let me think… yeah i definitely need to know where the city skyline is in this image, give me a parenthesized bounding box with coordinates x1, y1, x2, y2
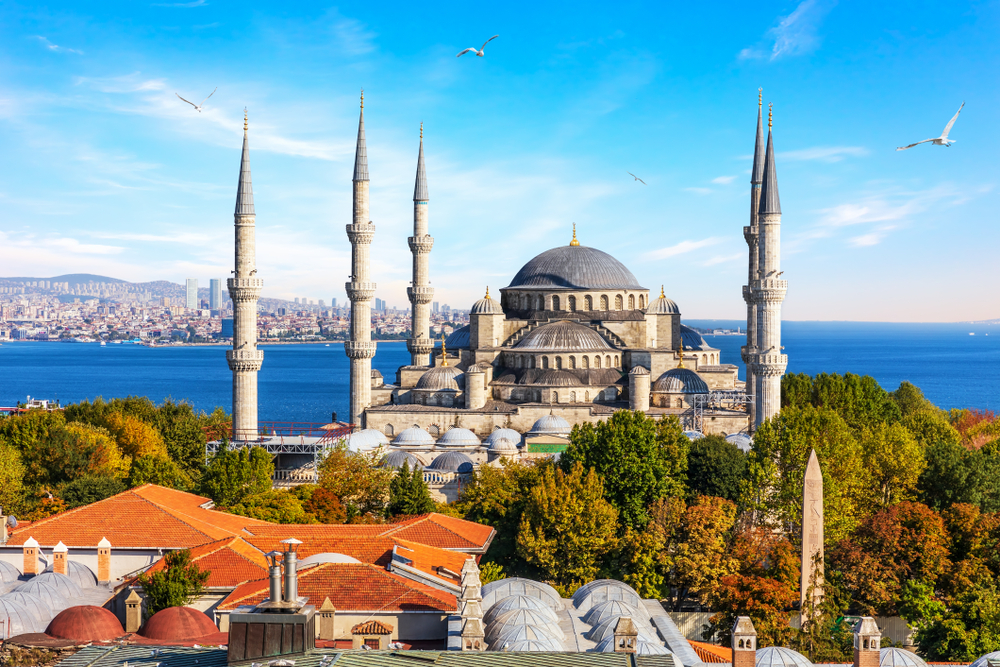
(1, 2, 997, 322)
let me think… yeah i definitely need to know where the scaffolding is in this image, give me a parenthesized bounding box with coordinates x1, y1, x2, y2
(205, 421, 354, 459)
(685, 391, 752, 433)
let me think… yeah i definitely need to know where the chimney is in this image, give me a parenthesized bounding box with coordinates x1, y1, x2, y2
(125, 589, 143, 633)
(732, 616, 757, 667)
(853, 617, 881, 667)
(281, 538, 303, 605)
(613, 616, 638, 653)
(319, 597, 336, 640)
(265, 550, 283, 606)
(53, 541, 68, 575)
(23, 536, 39, 575)
(98, 537, 111, 583)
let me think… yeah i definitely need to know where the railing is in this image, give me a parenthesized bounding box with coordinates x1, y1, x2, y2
(205, 421, 354, 454)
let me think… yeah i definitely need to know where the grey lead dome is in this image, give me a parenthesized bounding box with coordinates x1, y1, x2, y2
(507, 245, 644, 290)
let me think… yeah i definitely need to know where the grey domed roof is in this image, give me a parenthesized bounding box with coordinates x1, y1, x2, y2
(437, 428, 480, 447)
(485, 428, 522, 446)
(43, 561, 96, 589)
(529, 413, 572, 435)
(427, 451, 475, 473)
(648, 291, 681, 315)
(680, 324, 712, 351)
(445, 325, 470, 350)
(683, 430, 705, 441)
(489, 438, 519, 453)
(0, 590, 54, 624)
(629, 366, 650, 375)
(583, 600, 645, 627)
(27, 572, 83, 599)
(12, 580, 70, 613)
(371, 369, 383, 379)
(572, 580, 643, 613)
(586, 616, 658, 643)
(970, 652, 1000, 667)
(472, 294, 504, 315)
(487, 623, 562, 648)
(513, 321, 614, 352)
(534, 370, 583, 387)
(881, 648, 927, 667)
(593, 637, 670, 655)
(485, 608, 565, 642)
(484, 595, 558, 625)
(0, 561, 21, 584)
(346, 428, 390, 452)
(380, 450, 424, 469)
(756, 647, 813, 667)
(415, 366, 464, 391)
(392, 427, 434, 446)
(0, 596, 43, 638)
(481, 578, 562, 611)
(725, 433, 753, 453)
(653, 368, 709, 394)
(508, 245, 643, 290)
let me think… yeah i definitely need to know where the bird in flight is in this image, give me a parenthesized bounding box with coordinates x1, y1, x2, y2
(176, 87, 217, 113)
(896, 102, 965, 150)
(457, 35, 499, 58)
(627, 171, 646, 185)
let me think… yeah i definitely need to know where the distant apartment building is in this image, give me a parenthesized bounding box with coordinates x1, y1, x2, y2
(330, 298, 337, 309)
(185, 279, 198, 309)
(432, 301, 439, 313)
(209, 279, 222, 310)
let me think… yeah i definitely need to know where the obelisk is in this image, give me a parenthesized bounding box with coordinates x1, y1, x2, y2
(800, 448, 824, 626)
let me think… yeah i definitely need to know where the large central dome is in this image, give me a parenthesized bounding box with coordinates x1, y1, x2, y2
(507, 245, 643, 290)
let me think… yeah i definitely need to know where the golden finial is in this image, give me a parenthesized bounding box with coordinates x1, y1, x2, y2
(420, 122, 423, 140)
(660, 285, 665, 299)
(440, 333, 448, 367)
(360, 89, 364, 110)
(768, 103, 773, 130)
(243, 108, 248, 133)
(570, 223, 580, 247)
(758, 88, 762, 108)
(485, 286, 490, 299)
(677, 347, 685, 368)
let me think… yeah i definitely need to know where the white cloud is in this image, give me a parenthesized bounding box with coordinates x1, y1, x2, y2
(739, 0, 835, 61)
(711, 175, 737, 184)
(701, 253, 745, 267)
(34, 36, 83, 55)
(644, 238, 723, 261)
(848, 232, 886, 247)
(684, 187, 713, 195)
(779, 146, 869, 162)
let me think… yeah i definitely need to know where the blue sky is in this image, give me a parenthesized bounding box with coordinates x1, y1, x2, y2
(1, 1, 997, 322)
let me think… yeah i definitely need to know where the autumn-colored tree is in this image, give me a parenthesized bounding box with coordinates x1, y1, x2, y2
(517, 462, 619, 588)
(951, 409, 1000, 450)
(316, 442, 393, 521)
(229, 489, 317, 523)
(103, 411, 168, 460)
(672, 496, 739, 608)
(0, 409, 66, 451)
(561, 410, 688, 529)
(304, 486, 348, 524)
(613, 524, 667, 599)
(859, 421, 925, 510)
(0, 444, 26, 515)
(22, 422, 129, 487)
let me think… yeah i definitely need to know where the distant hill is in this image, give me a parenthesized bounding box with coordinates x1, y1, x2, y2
(2, 274, 127, 286)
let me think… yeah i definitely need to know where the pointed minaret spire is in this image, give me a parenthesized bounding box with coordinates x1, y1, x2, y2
(235, 108, 255, 216)
(414, 122, 428, 201)
(407, 123, 434, 366)
(759, 104, 781, 215)
(751, 90, 766, 186)
(353, 90, 369, 182)
(743, 90, 765, 427)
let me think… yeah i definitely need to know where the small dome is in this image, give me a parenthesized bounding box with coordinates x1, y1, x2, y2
(0, 590, 55, 625)
(484, 595, 558, 626)
(0, 596, 43, 638)
(481, 578, 563, 611)
(881, 648, 927, 667)
(445, 325, 470, 350)
(629, 366, 650, 375)
(428, 451, 475, 473)
(467, 363, 491, 374)
(437, 428, 480, 447)
(485, 608, 565, 643)
(140, 606, 218, 641)
(472, 293, 504, 315)
(415, 366, 465, 391)
(594, 637, 670, 655)
(680, 324, 712, 351)
(488, 623, 562, 648)
(725, 433, 753, 453)
(392, 427, 435, 446)
(345, 428, 389, 452)
(489, 438, 519, 453)
(13, 580, 70, 613)
(572, 580, 644, 613)
(586, 616, 658, 643)
(0, 561, 21, 584)
(43, 561, 97, 589)
(756, 646, 813, 667)
(25, 572, 83, 600)
(683, 430, 705, 441)
(529, 413, 572, 436)
(583, 600, 645, 627)
(970, 652, 1000, 667)
(46, 605, 125, 642)
(485, 428, 522, 447)
(380, 450, 424, 469)
(513, 321, 614, 352)
(534, 370, 583, 387)
(653, 368, 709, 394)
(648, 290, 680, 315)
(371, 369, 383, 378)
(490, 637, 564, 652)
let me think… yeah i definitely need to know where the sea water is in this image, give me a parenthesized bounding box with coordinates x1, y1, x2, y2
(0, 321, 997, 423)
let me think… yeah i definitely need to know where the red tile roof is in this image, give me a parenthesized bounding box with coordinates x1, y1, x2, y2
(7, 485, 270, 549)
(689, 640, 730, 663)
(352, 620, 393, 635)
(379, 514, 495, 552)
(139, 537, 269, 589)
(217, 562, 456, 613)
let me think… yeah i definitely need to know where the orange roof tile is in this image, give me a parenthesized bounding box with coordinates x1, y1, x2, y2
(217, 562, 456, 613)
(352, 620, 393, 635)
(391, 539, 468, 585)
(380, 513, 495, 552)
(689, 640, 730, 663)
(139, 537, 269, 589)
(7, 485, 271, 549)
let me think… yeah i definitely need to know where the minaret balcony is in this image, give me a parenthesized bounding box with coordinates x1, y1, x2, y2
(742, 285, 752, 301)
(408, 236, 435, 253)
(227, 277, 264, 301)
(346, 282, 376, 301)
(407, 286, 434, 304)
(748, 352, 788, 376)
(226, 348, 264, 372)
(346, 224, 376, 244)
(743, 226, 757, 244)
(345, 340, 378, 360)
(407, 338, 436, 355)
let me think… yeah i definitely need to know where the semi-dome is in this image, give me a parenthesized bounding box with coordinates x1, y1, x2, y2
(880, 647, 927, 667)
(380, 450, 424, 469)
(13, 580, 70, 613)
(485, 608, 565, 643)
(683, 430, 705, 441)
(572, 580, 644, 613)
(529, 413, 572, 436)
(345, 428, 389, 452)
(680, 324, 712, 351)
(0, 590, 55, 625)
(756, 646, 813, 667)
(0, 596, 43, 638)
(485, 428, 522, 447)
(653, 368, 709, 394)
(593, 637, 670, 655)
(43, 561, 97, 589)
(415, 366, 464, 391)
(46, 605, 125, 642)
(140, 606, 218, 641)
(513, 321, 614, 352)
(487, 623, 562, 648)
(427, 451, 475, 473)
(582, 600, 647, 626)
(445, 325, 470, 350)
(24, 572, 83, 600)
(508, 245, 643, 290)
(0, 561, 21, 585)
(970, 651, 1000, 667)
(483, 595, 558, 626)
(534, 370, 583, 387)
(437, 428, 480, 447)
(392, 427, 434, 447)
(489, 438, 519, 453)
(471, 291, 504, 315)
(725, 433, 753, 453)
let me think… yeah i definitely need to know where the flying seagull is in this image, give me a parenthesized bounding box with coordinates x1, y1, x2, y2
(896, 102, 965, 151)
(627, 171, 646, 184)
(175, 87, 217, 112)
(457, 35, 499, 58)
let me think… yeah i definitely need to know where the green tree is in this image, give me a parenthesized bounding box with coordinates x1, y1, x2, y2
(561, 411, 688, 529)
(904, 410, 962, 450)
(137, 549, 210, 615)
(613, 523, 667, 599)
(387, 461, 435, 518)
(891, 381, 938, 418)
(479, 562, 505, 584)
(781, 372, 814, 409)
(860, 421, 926, 510)
(0, 444, 26, 515)
(0, 409, 66, 451)
(316, 442, 393, 521)
(200, 445, 273, 507)
(918, 578, 1000, 661)
(918, 439, 979, 510)
(810, 373, 902, 432)
(23, 422, 129, 487)
(687, 435, 745, 502)
(228, 489, 317, 523)
(129, 455, 192, 489)
(60, 476, 127, 508)
(516, 462, 619, 588)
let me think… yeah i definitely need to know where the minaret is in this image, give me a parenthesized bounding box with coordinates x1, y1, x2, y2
(407, 123, 434, 367)
(345, 92, 377, 427)
(742, 89, 765, 427)
(227, 109, 264, 440)
(750, 104, 788, 429)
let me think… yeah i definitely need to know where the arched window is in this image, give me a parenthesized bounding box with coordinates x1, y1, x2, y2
(585, 391, 590, 401)
(530, 356, 536, 369)
(542, 356, 549, 369)
(385, 424, 394, 436)
(569, 356, 576, 369)
(702, 354, 708, 365)
(595, 355, 601, 368)
(739, 640, 745, 649)
(521, 294, 529, 310)
(568, 295, 576, 311)
(552, 295, 560, 311)
(555, 356, 563, 370)
(429, 424, 440, 436)
(605, 355, 612, 367)
(676, 398, 683, 408)
(614, 355, 619, 366)
(585, 295, 593, 310)
(600, 295, 609, 310)
(615, 294, 623, 310)
(552, 392, 559, 404)
(570, 391, 576, 403)
(639, 295, 645, 308)
(628, 294, 635, 309)
(582, 356, 589, 369)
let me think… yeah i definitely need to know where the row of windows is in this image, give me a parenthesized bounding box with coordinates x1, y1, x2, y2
(506, 354, 620, 370)
(504, 293, 645, 312)
(503, 387, 618, 403)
